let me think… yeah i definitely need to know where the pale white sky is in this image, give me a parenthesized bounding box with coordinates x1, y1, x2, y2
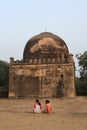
(0, 0, 87, 76)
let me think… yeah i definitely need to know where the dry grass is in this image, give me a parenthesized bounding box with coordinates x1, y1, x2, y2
(0, 96, 87, 130)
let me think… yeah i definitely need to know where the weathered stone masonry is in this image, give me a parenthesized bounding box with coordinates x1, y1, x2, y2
(9, 32, 75, 98)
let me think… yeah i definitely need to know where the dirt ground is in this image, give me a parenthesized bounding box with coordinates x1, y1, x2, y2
(0, 96, 87, 130)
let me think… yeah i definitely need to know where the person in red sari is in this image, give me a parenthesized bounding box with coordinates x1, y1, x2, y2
(44, 100, 52, 114)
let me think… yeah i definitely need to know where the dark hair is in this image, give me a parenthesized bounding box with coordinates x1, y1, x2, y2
(36, 99, 39, 103)
(46, 100, 50, 104)
(36, 99, 41, 106)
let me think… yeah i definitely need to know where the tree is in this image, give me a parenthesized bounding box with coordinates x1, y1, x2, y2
(0, 60, 9, 90)
(76, 51, 87, 79)
(76, 51, 87, 95)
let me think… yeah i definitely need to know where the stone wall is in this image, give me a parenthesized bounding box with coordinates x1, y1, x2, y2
(9, 59, 75, 98)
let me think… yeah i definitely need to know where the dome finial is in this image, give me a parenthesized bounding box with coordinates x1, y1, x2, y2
(45, 27, 47, 32)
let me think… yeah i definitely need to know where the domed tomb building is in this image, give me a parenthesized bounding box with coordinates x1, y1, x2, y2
(9, 32, 75, 98)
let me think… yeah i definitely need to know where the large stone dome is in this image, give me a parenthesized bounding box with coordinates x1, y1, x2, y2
(23, 32, 69, 61)
(9, 32, 75, 98)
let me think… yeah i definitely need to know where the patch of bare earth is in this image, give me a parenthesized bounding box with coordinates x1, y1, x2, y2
(0, 96, 87, 130)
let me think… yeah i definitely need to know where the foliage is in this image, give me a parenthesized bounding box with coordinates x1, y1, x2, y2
(76, 51, 87, 79)
(75, 77, 87, 95)
(0, 60, 9, 90)
(76, 51, 87, 95)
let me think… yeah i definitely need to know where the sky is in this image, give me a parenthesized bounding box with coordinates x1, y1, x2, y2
(0, 0, 87, 76)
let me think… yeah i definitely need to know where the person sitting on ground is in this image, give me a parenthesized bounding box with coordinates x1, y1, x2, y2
(44, 100, 52, 114)
(33, 99, 42, 113)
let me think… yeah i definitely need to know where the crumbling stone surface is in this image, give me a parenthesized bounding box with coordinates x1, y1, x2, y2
(9, 32, 75, 98)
